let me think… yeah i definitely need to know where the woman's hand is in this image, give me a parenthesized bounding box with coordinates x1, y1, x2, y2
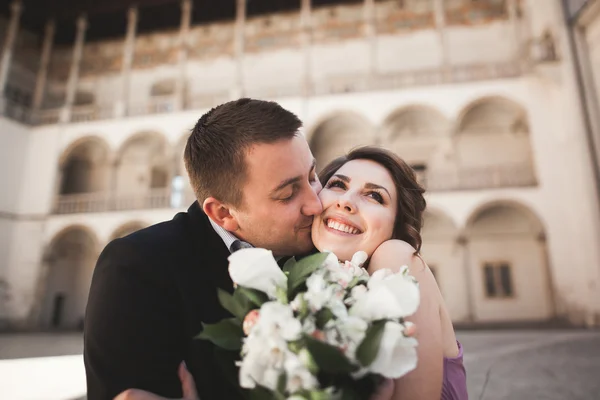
(113, 362, 199, 400)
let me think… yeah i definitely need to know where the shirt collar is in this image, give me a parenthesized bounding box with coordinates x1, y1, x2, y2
(209, 217, 245, 253)
(208, 217, 282, 261)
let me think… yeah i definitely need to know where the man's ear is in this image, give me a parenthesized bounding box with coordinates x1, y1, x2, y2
(203, 197, 239, 232)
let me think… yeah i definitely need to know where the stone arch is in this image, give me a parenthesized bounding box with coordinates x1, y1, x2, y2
(58, 136, 111, 195)
(382, 105, 451, 140)
(381, 105, 453, 186)
(464, 199, 554, 322)
(38, 225, 99, 330)
(420, 208, 469, 321)
(110, 221, 147, 240)
(308, 111, 375, 173)
(454, 97, 535, 174)
(115, 131, 171, 193)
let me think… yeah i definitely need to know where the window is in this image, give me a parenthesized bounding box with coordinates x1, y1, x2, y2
(483, 262, 514, 298)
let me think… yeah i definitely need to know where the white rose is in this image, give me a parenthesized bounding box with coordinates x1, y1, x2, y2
(350, 251, 368, 267)
(336, 316, 369, 360)
(253, 301, 303, 341)
(284, 355, 319, 393)
(238, 348, 283, 390)
(304, 273, 334, 311)
(228, 248, 287, 298)
(345, 284, 368, 306)
(368, 321, 418, 379)
(350, 268, 419, 321)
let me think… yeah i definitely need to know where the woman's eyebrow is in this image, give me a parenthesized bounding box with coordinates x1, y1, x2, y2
(365, 182, 391, 198)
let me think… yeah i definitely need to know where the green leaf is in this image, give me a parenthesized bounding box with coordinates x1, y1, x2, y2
(249, 385, 285, 400)
(277, 371, 287, 395)
(282, 256, 297, 274)
(195, 318, 243, 350)
(347, 276, 366, 289)
(315, 308, 334, 330)
(304, 334, 357, 374)
(309, 389, 334, 400)
(236, 286, 269, 308)
(288, 252, 330, 295)
(233, 289, 256, 316)
(248, 386, 275, 400)
(218, 288, 246, 320)
(356, 320, 387, 367)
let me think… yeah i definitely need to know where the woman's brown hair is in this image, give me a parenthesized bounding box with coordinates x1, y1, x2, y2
(318, 146, 427, 253)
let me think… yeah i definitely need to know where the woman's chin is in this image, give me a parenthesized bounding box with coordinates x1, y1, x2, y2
(313, 242, 353, 262)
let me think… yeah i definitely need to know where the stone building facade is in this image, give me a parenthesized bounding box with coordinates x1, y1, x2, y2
(0, 0, 599, 330)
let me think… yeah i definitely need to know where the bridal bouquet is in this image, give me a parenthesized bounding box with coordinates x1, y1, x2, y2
(196, 248, 420, 399)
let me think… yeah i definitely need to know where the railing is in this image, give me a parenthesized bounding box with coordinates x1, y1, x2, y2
(245, 85, 302, 100)
(186, 91, 231, 110)
(53, 188, 181, 214)
(316, 61, 526, 96)
(70, 105, 97, 122)
(128, 95, 178, 117)
(5, 59, 530, 127)
(425, 164, 537, 191)
(1, 100, 33, 124)
(53, 165, 537, 214)
(33, 108, 61, 125)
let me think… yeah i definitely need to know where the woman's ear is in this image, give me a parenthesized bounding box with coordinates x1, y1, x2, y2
(203, 197, 240, 231)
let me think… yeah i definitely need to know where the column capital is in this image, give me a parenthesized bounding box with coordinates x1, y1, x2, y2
(76, 14, 88, 31)
(127, 6, 138, 20)
(46, 18, 56, 31)
(10, 0, 22, 16)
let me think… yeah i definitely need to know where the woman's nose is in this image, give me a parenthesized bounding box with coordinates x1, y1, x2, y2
(336, 195, 356, 213)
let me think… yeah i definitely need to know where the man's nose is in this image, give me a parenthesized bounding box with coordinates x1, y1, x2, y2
(302, 185, 323, 216)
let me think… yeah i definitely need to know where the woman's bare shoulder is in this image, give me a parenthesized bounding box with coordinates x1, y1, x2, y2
(368, 240, 417, 273)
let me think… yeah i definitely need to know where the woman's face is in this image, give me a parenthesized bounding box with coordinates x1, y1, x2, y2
(312, 159, 397, 262)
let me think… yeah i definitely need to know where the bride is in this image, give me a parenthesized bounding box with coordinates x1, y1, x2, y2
(117, 146, 467, 400)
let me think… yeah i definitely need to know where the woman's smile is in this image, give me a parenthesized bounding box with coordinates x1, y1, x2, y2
(323, 216, 363, 236)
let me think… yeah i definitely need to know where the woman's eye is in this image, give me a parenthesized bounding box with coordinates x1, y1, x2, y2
(326, 180, 346, 189)
(368, 192, 384, 204)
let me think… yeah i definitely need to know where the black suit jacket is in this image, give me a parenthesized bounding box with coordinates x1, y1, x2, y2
(84, 202, 244, 400)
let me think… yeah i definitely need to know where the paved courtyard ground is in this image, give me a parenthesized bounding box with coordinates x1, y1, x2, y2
(0, 329, 599, 399)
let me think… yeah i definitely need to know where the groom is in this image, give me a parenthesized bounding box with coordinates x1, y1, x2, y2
(84, 98, 393, 400)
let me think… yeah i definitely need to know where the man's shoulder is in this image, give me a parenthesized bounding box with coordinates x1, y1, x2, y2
(98, 207, 217, 268)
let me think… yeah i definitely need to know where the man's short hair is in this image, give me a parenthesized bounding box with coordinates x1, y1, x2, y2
(184, 98, 302, 207)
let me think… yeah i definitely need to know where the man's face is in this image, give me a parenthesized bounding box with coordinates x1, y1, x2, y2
(230, 135, 323, 257)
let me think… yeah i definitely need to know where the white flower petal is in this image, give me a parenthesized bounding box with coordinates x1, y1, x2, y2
(350, 251, 368, 267)
(351, 269, 420, 320)
(368, 321, 418, 379)
(228, 248, 287, 297)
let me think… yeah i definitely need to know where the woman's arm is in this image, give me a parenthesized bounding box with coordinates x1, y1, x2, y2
(369, 240, 444, 400)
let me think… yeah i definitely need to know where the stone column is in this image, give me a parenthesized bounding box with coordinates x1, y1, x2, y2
(116, 6, 138, 118)
(0, 0, 22, 113)
(507, 0, 521, 63)
(363, 0, 376, 79)
(61, 15, 87, 123)
(300, 0, 312, 98)
(175, 0, 192, 111)
(233, 0, 246, 99)
(433, 0, 449, 76)
(32, 19, 55, 115)
(457, 235, 476, 322)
